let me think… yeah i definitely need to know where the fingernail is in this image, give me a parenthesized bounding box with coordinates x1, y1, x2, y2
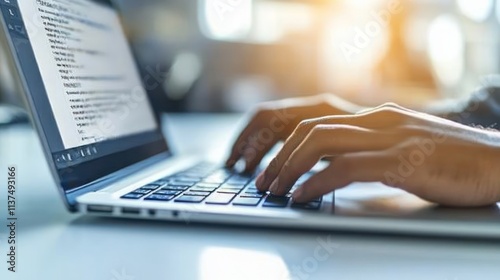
(256, 173, 265, 187)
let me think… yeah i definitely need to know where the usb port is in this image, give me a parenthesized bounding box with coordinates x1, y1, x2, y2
(121, 207, 140, 215)
(87, 205, 113, 213)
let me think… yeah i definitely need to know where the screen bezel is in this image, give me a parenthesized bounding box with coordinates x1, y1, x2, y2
(0, 0, 172, 210)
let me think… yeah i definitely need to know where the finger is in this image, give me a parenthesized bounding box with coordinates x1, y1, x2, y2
(268, 125, 404, 195)
(226, 110, 268, 167)
(293, 150, 397, 203)
(257, 110, 415, 191)
(242, 133, 280, 173)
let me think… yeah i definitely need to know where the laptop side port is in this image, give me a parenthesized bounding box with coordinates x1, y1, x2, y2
(87, 205, 113, 214)
(172, 210, 179, 218)
(121, 207, 141, 215)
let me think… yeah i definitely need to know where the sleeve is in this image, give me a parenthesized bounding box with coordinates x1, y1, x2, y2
(444, 86, 500, 128)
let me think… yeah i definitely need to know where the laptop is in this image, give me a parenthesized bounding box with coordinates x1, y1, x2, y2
(2, 0, 500, 238)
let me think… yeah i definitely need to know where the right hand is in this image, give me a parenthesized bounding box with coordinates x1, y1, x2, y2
(225, 94, 355, 172)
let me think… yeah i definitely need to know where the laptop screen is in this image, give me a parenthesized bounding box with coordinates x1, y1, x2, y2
(1, 0, 169, 193)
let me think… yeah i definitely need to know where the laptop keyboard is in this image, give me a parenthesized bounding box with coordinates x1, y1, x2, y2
(120, 162, 322, 210)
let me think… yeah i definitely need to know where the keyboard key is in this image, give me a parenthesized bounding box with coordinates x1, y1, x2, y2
(203, 170, 232, 183)
(142, 184, 162, 190)
(312, 197, 322, 202)
(239, 193, 265, 198)
(171, 179, 198, 185)
(246, 181, 257, 187)
(217, 188, 241, 194)
(291, 201, 321, 210)
(133, 189, 153, 194)
(121, 193, 144, 199)
(232, 197, 261, 206)
(226, 176, 251, 185)
(244, 189, 265, 195)
(219, 183, 245, 190)
(154, 190, 181, 196)
(155, 179, 170, 184)
(195, 182, 221, 188)
(190, 186, 218, 192)
(186, 168, 213, 176)
(175, 174, 203, 180)
(263, 195, 290, 208)
(174, 195, 205, 203)
(202, 177, 227, 184)
(184, 191, 211, 196)
(205, 193, 236, 205)
(145, 194, 175, 201)
(162, 185, 190, 191)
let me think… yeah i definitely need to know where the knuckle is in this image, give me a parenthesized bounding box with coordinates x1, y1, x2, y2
(294, 118, 319, 137)
(297, 119, 317, 130)
(251, 105, 272, 119)
(379, 106, 401, 114)
(304, 124, 330, 153)
(381, 102, 401, 109)
(312, 123, 333, 137)
(374, 106, 405, 120)
(307, 124, 353, 154)
(309, 124, 328, 137)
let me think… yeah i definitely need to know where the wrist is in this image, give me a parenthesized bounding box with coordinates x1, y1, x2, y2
(483, 143, 500, 203)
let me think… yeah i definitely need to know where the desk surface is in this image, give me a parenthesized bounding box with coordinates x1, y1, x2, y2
(1, 114, 500, 280)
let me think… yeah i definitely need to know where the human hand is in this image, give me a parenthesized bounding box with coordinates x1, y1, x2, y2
(226, 94, 357, 172)
(255, 103, 500, 207)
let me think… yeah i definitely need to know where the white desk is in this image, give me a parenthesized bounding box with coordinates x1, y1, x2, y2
(1, 114, 500, 280)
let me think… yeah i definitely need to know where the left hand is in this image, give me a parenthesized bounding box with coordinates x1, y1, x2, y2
(255, 103, 500, 207)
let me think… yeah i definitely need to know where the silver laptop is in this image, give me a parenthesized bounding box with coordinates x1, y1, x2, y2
(2, 0, 500, 238)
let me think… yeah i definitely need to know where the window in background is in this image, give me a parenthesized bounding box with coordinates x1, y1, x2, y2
(200, 0, 253, 41)
(199, 0, 314, 44)
(427, 15, 464, 92)
(457, 0, 493, 22)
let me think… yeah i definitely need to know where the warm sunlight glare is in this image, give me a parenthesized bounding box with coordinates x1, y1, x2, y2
(457, 0, 493, 22)
(200, 0, 253, 40)
(427, 15, 464, 88)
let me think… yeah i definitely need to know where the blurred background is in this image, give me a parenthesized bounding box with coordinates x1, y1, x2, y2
(3, 0, 500, 114)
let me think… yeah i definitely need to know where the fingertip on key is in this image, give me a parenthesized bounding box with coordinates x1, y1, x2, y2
(225, 158, 236, 167)
(268, 181, 277, 194)
(255, 172, 265, 188)
(292, 188, 304, 202)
